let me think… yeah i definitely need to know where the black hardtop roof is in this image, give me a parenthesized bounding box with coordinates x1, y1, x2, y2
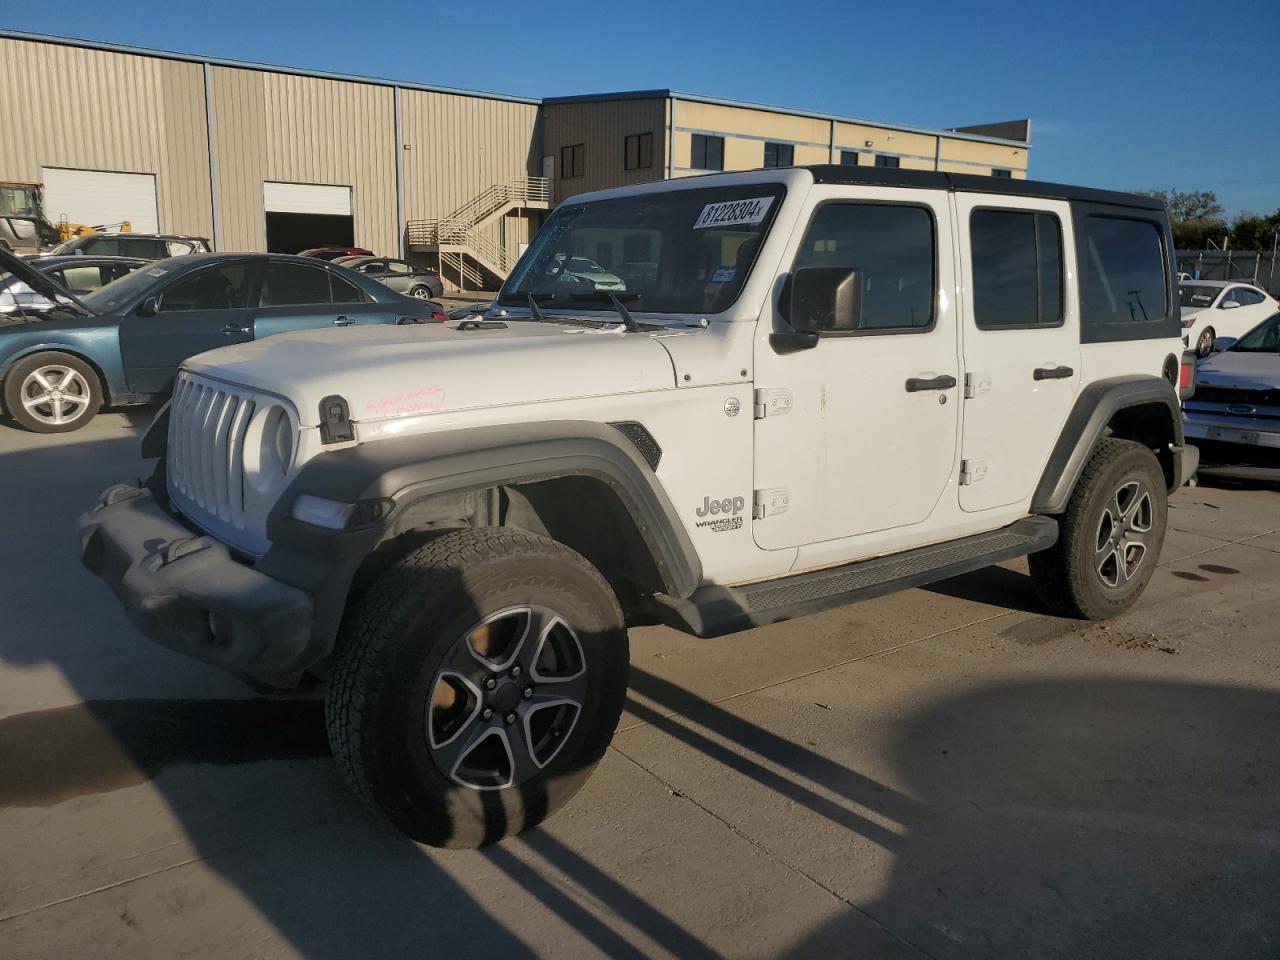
(804, 165, 1164, 212)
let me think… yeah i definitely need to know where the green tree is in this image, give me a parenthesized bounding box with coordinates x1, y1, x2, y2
(1139, 189, 1228, 249)
(1230, 209, 1280, 251)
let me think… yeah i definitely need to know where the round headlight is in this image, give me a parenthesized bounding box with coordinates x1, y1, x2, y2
(256, 405, 294, 481)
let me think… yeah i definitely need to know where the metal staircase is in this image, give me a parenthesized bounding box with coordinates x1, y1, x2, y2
(407, 176, 552, 290)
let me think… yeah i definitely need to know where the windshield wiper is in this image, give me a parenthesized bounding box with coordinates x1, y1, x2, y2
(569, 291, 642, 332)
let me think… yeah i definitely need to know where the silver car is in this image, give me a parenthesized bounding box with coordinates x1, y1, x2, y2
(338, 256, 444, 299)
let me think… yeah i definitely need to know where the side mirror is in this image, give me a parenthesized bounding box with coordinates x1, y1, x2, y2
(137, 296, 159, 317)
(1220, 300, 1240, 310)
(1212, 336, 1237, 352)
(788, 266, 863, 331)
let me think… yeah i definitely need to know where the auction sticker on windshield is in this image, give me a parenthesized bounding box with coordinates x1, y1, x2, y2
(693, 197, 775, 230)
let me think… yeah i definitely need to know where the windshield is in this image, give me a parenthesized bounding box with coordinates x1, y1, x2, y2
(1231, 312, 1280, 353)
(82, 263, 168, 313)
(1179, 284, 1219, 308)
(500, 184, 786, 315)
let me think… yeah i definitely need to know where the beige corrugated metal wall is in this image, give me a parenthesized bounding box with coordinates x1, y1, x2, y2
(210, 67, 399, 254)
(0, 37, 213, 237)
(542, 99, 667, 199)
(401, 89, 540, 265)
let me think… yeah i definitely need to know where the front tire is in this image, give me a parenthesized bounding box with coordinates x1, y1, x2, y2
(1029, 438, 1168, 620)
(326, 528, 628, 847)
(3, 351, 102, 433)
(1195, 326, 1215, 357)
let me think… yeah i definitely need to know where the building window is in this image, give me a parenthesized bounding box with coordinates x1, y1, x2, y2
(691, 134, 724, 171)
(624, 132, 653, 171)
(560, 143, 584, 179)
(763, 142, 794, 168)
(874, 154, 900, 168)
(992, 168, 1012, 178)
(840, 150, 859, 166)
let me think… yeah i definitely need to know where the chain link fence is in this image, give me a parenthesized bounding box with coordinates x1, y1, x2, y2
(1176, 250, 1280, 298)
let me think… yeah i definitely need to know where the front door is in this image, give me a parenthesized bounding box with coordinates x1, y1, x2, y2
(752, 186, 961, 551)
(954, 194, 1080, 512)
(119, 260, 259, 395)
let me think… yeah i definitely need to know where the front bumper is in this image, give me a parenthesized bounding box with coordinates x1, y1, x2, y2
(78, 484, 314, 679)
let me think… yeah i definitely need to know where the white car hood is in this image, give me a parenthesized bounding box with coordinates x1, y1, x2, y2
(1196, 351, 1280, 390)
(184, 320, 680, 425)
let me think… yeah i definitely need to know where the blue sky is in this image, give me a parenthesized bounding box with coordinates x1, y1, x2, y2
(5, 0, 1278, 217)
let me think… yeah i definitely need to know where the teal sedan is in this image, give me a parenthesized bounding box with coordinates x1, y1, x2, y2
(0, 250, 444, 433)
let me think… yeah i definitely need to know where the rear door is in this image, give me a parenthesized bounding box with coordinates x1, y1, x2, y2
(954, 194, 1080, 512)
(119, 260, 260, 395)
(252, 260, 398, 338)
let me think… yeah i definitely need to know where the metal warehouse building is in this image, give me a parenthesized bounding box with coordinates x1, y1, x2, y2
(0, 30, 1031, 290)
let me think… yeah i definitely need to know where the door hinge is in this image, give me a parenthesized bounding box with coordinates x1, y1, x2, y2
(964, 373, 991, 399)
(753, 487, 791, 519)
(959, 459, 987, 485)
(753, 388, 793, 419)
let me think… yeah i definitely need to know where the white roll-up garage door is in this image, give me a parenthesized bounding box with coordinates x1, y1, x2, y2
(41, 168, 160, 233)
(263, 182, 352, 216)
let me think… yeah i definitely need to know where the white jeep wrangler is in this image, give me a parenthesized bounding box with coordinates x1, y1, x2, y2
(80, 166, 1197, 847)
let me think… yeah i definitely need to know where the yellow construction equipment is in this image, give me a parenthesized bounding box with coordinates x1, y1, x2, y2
(56, 218, 132, 243)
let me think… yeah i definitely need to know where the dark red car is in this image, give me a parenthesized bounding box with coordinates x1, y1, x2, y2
(298, 246, 374, 261)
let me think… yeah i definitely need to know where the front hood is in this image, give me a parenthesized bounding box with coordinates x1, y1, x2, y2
(0, 246, 92, 315)
(184, 320, 681, 425)
(1196, 351, 1280, 390)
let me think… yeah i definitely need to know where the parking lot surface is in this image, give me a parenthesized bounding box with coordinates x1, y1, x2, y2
(1, 412, 1278, 959)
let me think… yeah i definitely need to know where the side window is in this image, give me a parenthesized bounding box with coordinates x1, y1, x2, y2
(357, 260, 385, 274)
(1079, 216, 1169, 337)
(259, 262, 333, 306)
(84, 237, 118, 256)
(330, 272, 365, 304)
(166, 240, 194, 256)
(793, 202, 935, 332)
(110, 262, 142, 282)
(384, 260, 414, 274)
(159, 264, 254, 312)
(125, 238, 167, 258)
(970, 209, 1063, 329)
(58, 264, 110, 293)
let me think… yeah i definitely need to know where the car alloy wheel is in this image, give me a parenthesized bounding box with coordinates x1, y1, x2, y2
(20, 364, 93, 427)
(426, 604, 587, 791)
(411, 286, 431, 299)
(1094, 479, 1153, 589)
(1196, 327, 1214, 358)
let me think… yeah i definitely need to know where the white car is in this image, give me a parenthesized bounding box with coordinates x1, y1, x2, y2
(1179, 280, 1278, 357)
(80, 167, 1195, 847)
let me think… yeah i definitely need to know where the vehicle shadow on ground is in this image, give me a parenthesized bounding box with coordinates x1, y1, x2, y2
(776, 676, 1280, 959)
(921, 561, 1053, 614)
(0, 424, 727, 958)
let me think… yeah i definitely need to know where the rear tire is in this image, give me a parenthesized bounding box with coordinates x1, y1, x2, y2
(326, 527, 628, 847)
(409, 285, 431, 299)
(1029, 438, 1167, 620)
(1195, 326, 1215, 358)
(3, 351, 102, 433)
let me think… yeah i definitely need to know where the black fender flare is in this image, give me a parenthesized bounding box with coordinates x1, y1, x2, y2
(256, 420, 702, 669)
(1031, 376, 1185, 515)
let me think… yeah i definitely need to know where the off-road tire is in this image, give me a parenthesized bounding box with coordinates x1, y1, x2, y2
(1029, 438, 1168, 620)
(3, 351, 102, 433)
(326, 527, 628, 847)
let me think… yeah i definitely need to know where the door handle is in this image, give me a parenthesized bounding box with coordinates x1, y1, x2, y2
(1033, 365, 1074, 381)
(333, 316, 354, 327)
(222, 322, 250, 335)
(905, 374, 957, 393)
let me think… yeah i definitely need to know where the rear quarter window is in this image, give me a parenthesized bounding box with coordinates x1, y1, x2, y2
(1075, 208, 1177, 343)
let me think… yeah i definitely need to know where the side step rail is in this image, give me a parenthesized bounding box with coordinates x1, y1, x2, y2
(653, 516, 1058, 638)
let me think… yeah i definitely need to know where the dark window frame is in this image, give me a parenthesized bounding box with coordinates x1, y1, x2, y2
(1074, 202, 1177, 344)
(874, 154, 900, 169)
(763, 142, 794, 168)
(840, 150, 859, 166)
(991, 168, 1013, 178)
(783, 199, 940, 338)
(969, 207, 1066, 331)
(691, 134, 725, 171)
(624, 132, 653, 171)
(560, 143, 585, 179)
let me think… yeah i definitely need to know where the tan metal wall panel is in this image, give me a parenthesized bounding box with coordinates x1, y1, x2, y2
(543, 99, 667, 199)
(401, 89, 541, 264)
(211, 67, 398, 254)
(676, 100, 829, 146)
(937, 136, 1027, 174)
(0, 37, 211, 237)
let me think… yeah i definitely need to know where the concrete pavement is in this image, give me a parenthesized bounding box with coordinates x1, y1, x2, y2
(1, 412, 1277, 959)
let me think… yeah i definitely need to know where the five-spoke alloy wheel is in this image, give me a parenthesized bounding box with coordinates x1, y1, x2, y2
(3, 351, 102, 433)
(326, 528, 628, 847)
(1030, 438, 1168, 619)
